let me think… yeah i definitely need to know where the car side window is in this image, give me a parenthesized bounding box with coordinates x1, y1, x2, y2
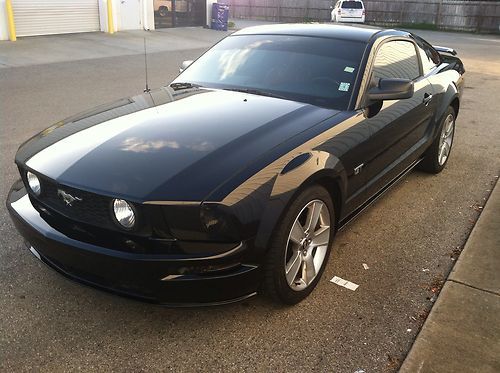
(372, 40, 421, 81)
(423, 43, 440, 66)
(417, 44, 438, 75)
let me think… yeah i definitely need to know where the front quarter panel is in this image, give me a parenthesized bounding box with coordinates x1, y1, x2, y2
(203, 111, 371, 256)
(252, 150, 345, 254)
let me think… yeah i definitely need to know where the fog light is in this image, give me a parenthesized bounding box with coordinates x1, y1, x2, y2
(112, 199, 135, 229)
(27, 171, 41, 196)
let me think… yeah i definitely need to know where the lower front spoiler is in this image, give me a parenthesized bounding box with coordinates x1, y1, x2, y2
(7, 185, 260, 306)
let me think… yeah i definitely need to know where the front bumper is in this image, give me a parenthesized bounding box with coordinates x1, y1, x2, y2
(7, 182, 259, 306)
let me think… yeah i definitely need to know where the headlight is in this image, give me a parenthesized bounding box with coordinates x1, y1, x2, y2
(26, 171, 41, 196)
(112, 199, 135, 229)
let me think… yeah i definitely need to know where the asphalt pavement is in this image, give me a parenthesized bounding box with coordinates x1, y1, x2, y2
(0, 27, 499, 372)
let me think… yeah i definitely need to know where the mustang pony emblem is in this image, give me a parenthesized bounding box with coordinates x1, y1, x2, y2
(57, 189, 82, 206)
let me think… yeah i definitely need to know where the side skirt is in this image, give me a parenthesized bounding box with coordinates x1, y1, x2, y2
(338, 158, 423, 231)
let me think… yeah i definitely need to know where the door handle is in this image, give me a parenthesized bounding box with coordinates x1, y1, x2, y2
(423, 93, 433, 105)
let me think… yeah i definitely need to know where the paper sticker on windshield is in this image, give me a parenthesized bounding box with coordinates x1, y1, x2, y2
(344, 66, 355, 73)
(339, 82, 350, 92)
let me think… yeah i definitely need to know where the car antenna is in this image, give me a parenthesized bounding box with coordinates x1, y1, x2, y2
(143, 37, 150, 93)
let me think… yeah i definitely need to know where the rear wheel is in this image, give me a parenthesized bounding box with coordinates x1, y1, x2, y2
(419, 106, 456, 174)
(262, 185, 335, 304)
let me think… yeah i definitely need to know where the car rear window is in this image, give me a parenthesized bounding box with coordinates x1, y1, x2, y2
(342, 1, 363, 9)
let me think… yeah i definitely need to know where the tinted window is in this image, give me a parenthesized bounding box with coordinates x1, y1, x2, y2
(426, 45, 440, 65)
(417, 44, 437, 74)
(342, 1, 363, 9)
(372, 40, 420, 81)
(176, 34, 366, 110)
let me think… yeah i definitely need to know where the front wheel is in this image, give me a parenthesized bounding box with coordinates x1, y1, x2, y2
(262, 185, 335, 304)
(418, 106, 456, 174)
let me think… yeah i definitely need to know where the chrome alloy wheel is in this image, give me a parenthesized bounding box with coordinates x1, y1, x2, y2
(438, 113, 455, 166)
(284, 199, 331, 291)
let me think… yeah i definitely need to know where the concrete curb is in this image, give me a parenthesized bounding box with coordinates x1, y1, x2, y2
(400, 178, 500, 372)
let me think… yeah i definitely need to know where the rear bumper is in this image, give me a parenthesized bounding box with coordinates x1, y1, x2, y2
(336, 16, 365, 23)
(7, 182, 260, 306)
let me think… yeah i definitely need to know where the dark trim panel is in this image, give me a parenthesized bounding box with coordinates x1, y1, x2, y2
(338, 158, 423, 230)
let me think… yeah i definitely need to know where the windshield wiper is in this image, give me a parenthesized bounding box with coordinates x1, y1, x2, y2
(170, 82, 203, 90)
(222, 88, 288, 100)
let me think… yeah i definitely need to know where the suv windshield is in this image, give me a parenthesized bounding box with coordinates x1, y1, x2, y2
(174, 34, 366, 110)
(342, 1, 363, 9)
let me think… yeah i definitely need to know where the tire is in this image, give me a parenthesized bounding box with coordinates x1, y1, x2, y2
(262, 185, 336, 305)
(418, 106, 456, 174)
(158, 6, 168, 17)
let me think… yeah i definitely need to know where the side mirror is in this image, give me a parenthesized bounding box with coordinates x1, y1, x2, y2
(367, 78, 414, 101)
(179, 60, 193, 73)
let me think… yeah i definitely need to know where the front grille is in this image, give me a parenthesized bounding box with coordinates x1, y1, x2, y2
(35, 177, 115, 230)
(19, 168, 175, 251)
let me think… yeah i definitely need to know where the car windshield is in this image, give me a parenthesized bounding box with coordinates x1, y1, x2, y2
(342, 1, 363, 9)
(173, 34, 366, 110)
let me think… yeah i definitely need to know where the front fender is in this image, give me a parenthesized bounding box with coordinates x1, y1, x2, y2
(206, 150, 346, 258)
(254, 150, 346, 253)
(202, 111, 358, 258)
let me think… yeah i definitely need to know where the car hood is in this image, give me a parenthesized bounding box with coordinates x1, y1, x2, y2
(17, 87, 339, 202)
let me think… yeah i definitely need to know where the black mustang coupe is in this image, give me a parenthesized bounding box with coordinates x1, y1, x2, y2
(7, 24, 464, 305)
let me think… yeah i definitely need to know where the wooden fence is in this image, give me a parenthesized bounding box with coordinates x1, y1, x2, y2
(225, 0, 500, 33)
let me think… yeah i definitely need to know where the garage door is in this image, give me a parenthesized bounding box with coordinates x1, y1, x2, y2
(12, 0, 100, 37)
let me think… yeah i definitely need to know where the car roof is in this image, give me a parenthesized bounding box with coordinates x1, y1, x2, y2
(232, 23, 384, 43)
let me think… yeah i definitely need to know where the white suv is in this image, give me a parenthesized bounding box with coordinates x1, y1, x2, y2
(331, 0, 365, 23)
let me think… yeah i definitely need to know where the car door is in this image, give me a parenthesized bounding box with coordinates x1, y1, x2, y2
(414, 36, 449, 117)
(359, 38, 436, 200)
